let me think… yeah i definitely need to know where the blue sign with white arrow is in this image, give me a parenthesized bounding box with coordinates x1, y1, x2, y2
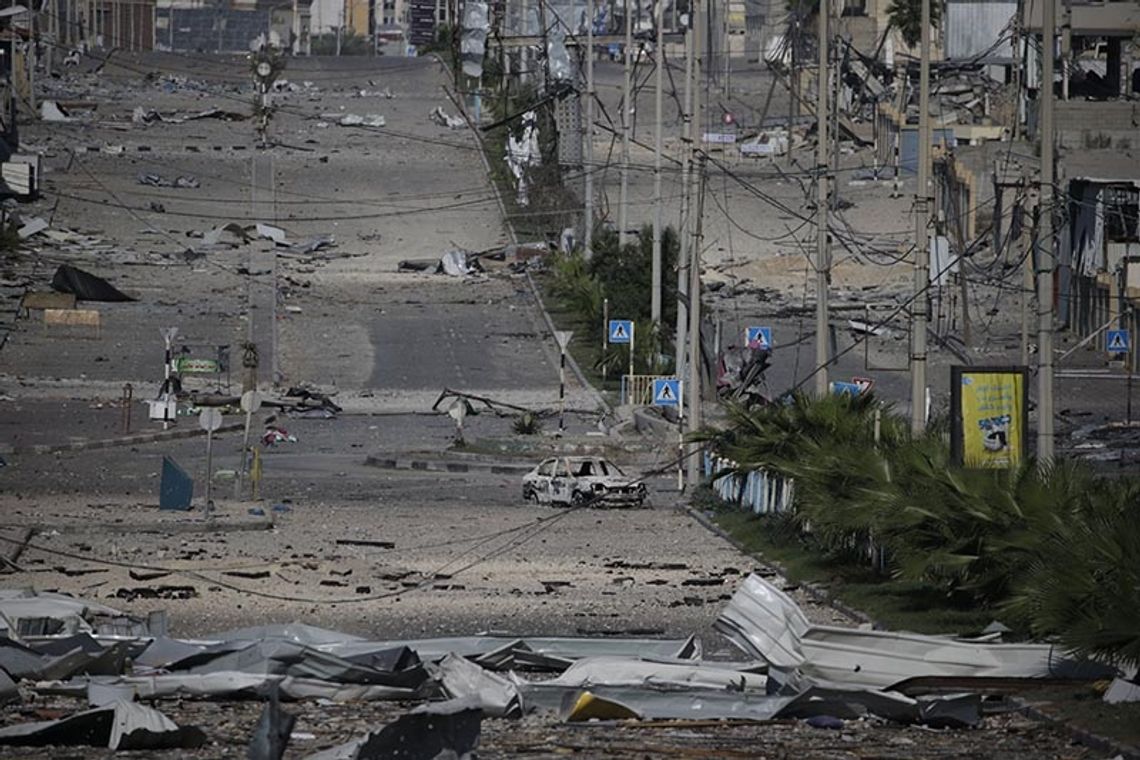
(608, 319, 633, 344)
(652, 378, 681, 407)
(1107, 329, 1131, 353)
(831, 381, 862, 397)
(745, 326, 772, 350)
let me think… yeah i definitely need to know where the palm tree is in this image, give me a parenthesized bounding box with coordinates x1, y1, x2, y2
(886, 0, 941, 49)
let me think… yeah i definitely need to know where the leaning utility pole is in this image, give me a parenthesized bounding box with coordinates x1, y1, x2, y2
(910, 0, 932, 434)
(1037, 0, 1056, 461)
(651, 0, 664, 333)
(584, 0, 596, 253)
(618, 0, 633, 245)
(813, 0, 830, 397)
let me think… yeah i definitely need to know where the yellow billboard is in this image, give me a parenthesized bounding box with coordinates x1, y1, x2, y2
(951, 367, 1028, 468)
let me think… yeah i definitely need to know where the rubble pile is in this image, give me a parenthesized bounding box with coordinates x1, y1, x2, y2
(0, 574, 1122, 756)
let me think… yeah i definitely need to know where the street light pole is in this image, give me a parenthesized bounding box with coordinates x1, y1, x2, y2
(651, 0, 664, 337)
(618, 0, 632, 245)
(1037, 0, 1056, 461)
(584, 0, 595, 254)
(911, 0, 932, 434)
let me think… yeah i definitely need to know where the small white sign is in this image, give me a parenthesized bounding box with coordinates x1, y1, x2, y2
(198, 408, 223, 432)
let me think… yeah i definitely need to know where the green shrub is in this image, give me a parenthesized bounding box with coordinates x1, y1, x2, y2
(700, 393, 1140, 665)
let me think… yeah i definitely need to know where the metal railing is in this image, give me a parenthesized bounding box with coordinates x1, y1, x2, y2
(703, 452, 795, 515)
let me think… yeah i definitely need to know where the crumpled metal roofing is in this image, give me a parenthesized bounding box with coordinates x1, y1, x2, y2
(716, 573, 1071, 689)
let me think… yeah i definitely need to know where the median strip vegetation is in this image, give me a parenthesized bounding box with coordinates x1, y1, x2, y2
(696, 392, 1140, 670)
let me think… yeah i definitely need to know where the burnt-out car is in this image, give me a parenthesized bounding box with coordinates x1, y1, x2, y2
(521, 456, 647, 507)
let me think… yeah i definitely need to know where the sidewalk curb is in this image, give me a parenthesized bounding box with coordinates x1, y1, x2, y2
(6, 423, 244, 456)
(682, 504, 871, 626)
(364, 455, 531, 475)
(1015, 699, 1140, 760)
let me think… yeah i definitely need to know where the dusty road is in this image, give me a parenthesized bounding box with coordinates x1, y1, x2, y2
(0, 53, 1114, 758)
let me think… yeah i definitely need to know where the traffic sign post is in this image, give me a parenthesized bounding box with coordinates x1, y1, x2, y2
(1107, 329, 1131, 354)
(652, 378, 681, 407)
(1107, 329, 1133, 424)
(745, 326, 772, 351)
(608, 320, 635, 396)
(651, 378, 684, 490)
(555, 331, 573, 434)
(199, 407, 223, 516)
(235, 390, 262, 500)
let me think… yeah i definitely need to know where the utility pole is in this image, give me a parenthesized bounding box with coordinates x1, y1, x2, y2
(618, 0, 633, 245)
(685, 0, 704, 487)
(813, 0, 830, 397)
(584, 0, 595, 254)
(910, 0, 931, 434)
(675, 13, 694, 386)
(651, 0, 664, 338)
(1037, 0, 1056, 462)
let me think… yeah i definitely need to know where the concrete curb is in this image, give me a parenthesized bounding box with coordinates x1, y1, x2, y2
(682, 504, 871, 626)
(364, 454, 531, 475)
(632, 407, 681, 439)
(1014, 699, 1140, 760)
(6, 422, 244, 456)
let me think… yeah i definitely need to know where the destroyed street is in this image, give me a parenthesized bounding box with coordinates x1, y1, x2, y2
(2, 3, 1140, 758)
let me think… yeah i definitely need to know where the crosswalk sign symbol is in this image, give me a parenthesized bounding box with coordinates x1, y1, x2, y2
(745, 326, 772, 350)
(608, 319, 633, 344)
(652, 378, 681, 407)
(1106, 329, 1130, 353)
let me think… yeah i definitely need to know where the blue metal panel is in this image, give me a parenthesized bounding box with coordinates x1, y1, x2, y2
(900, 128, 957, 175)
(160, 456, 194, 511)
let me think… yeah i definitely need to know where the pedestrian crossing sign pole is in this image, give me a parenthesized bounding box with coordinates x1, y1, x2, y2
(745, 326, 772, 350)
(608, 320, 635, 397)
(651, 378, 684, 489)
(1106, 329, 1130, 354)
(1105, 327, 1134, 424)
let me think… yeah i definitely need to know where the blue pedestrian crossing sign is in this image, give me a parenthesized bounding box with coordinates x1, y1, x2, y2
(1106, 329, 1131, 353)
(608, 319, 633, 344)
(652, 378, 681, 407)
(745, 326, 772, 350)
(831, 381, 861, 397)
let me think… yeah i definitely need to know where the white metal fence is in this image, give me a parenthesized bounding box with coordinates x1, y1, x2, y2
(703, 452, 795, 515)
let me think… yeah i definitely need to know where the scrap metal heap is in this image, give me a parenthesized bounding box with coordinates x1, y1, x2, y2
(0, 575, 1119, 757)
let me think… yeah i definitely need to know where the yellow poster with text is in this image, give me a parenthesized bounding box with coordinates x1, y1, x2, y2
(960, 371, 1024, 468)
